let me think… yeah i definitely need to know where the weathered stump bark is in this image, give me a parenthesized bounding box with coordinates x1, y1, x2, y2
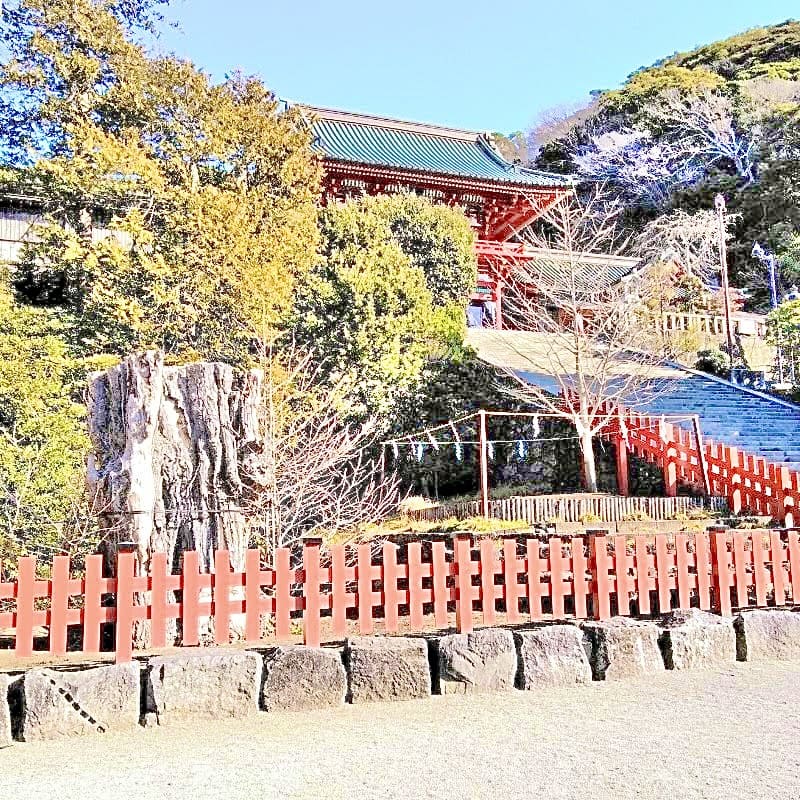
(87, 352, 268, 646)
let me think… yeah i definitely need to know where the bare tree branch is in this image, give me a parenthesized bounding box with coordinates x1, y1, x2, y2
(500, 191, 671, 490)
(572, 90, 760, 208)
(242, 346, 401, 561)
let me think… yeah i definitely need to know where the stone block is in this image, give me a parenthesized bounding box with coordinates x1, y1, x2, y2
(146, 648, 262, 721)
(659, 608, 736, 670)
(434, 628, 516, 694)
(0, 674, 11, 747)
(514, 625, 592, 689)
(735, 610, 800, 662)
(16, 662, 140, 741)
(582, 617, 665, 681)
(345, 637, 431, 703)
(261, 646, 346, 711)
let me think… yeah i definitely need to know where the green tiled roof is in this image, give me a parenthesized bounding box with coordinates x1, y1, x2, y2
(305, 107, 573, 189)
(478, 245, 642, 293)
(525, 251, 641, 292)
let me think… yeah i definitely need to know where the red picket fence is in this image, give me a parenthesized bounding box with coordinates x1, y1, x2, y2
(601, 409, 799, 525)
(2, 529, 800, 664)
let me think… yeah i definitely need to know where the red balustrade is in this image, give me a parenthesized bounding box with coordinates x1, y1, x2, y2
(2, 528, 800, 664)
(600, 407, 800, 526)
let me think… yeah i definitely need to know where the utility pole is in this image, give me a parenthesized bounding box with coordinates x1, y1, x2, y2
(715, 194, 735, 367)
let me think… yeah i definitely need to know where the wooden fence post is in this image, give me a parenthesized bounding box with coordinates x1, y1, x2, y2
(588, 531, 611, 620)
(727, 446, 742, 514)
(302, 537, 322, 648)
(82, 554, 105, 654)
(708, 526, 732, 617)
(49, 555, 71, 656)
(213, 550, 232, 646)
(778, 466, 794, 527)
(114, 551, 137, 664)
(453, 533, 473, 633)
(274, 547, 292, 640)
(477, 411, 490, 518)
(245, 548, 264, 643)
(14, 556, 38, 658)
(692, 416, 711, 496)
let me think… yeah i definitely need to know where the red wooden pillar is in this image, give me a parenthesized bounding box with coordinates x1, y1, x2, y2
(615, 436, 629, 496)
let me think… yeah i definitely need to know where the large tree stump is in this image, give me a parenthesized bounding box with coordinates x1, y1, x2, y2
(87, 352, 268, 645)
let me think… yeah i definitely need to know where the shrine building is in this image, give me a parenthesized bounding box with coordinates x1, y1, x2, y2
(303, 106, 638, 329)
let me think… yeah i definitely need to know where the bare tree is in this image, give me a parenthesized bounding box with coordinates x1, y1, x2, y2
(647, 90, 760, 184)
(499, 192, 668, 492)
(244, 347, 401, 562)
(526, 98, 599, 158)
(633, 208, 736, 284)
(572, 126, 704, 208)
(573, 90, 760, 208)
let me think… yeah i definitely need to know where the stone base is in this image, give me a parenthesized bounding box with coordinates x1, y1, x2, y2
(514, 625, 592, 689)
(735, 610, 800, 662)
(261, 646, 347, 711)
(434, 628, 516, 694)
(659, 609, 736, 670)
(0, 674, 11, 747)
(345, 637, 431, 703)
(582, 618, 665, 681)
(15, 663, 140, 741)
(146, 649, 262, 721)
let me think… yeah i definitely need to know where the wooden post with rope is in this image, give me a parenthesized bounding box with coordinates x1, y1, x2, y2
(692, 414, 712, 496)
(477, 410, 490, 518)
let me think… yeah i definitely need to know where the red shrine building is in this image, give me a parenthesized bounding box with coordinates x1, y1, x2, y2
(303, 106, 582, 329)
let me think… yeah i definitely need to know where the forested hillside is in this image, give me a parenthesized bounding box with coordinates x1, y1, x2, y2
(530, 20, 800, 309)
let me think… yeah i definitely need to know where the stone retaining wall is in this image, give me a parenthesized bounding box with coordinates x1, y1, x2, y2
(1, 607, 799, 744)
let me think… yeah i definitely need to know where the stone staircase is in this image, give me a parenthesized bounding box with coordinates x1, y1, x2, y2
(635, 368, 800, 470)
(466, 329, 800, 471)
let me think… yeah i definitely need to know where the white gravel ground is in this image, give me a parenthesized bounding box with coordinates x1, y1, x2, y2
(3, 660, 800, 800)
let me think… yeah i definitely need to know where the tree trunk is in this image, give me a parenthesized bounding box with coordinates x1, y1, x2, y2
(87, 352, 268, 646)
(579, 428, 599, 494)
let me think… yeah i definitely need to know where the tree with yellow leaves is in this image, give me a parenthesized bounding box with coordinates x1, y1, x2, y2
(2, 0, 321, 364)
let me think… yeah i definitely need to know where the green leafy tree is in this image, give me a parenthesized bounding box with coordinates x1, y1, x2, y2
(0, 280, 90, 567)
(1, 0, 321, 364)
(767, 299, 800, 386)
(289, 194, 476, 420)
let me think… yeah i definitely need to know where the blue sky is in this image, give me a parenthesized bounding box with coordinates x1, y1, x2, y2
(157, 1, 797, 133)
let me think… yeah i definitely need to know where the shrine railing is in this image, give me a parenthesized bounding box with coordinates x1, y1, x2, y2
(601, 409, 799, 525)
(410, 494, 725, 524)
(2, 528, 799, 665)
